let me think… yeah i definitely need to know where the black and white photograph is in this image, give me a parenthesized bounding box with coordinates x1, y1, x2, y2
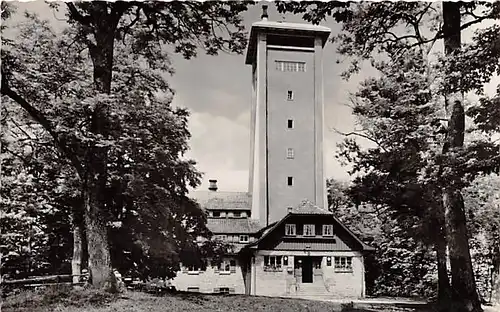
(1, 1, 499, 312)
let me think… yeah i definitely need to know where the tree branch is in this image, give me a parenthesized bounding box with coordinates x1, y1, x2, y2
(3, 145, 31, 166)
(66, 3, 92, 26)
(331, 127, 389, 153)
(1, 80, 84, 179)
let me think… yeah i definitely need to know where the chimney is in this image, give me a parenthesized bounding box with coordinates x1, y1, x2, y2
(261, 5, 268, 21)
(208, 179, 218, 192)
(287, 206, 293, 213)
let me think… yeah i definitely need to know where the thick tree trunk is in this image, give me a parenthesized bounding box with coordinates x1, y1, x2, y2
(441, 3, 482, 311)
(83, 186, 113, 289)
(79, 3, 121, 290)
(444, 190, 482, 311)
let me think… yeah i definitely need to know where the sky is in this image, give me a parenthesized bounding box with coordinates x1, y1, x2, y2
(5, 1, 498, 192)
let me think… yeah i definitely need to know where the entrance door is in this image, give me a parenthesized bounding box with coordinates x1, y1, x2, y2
(301, 257, 313, 283)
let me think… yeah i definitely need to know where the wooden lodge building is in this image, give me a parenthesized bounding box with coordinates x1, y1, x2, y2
(170, 7, 374, 298)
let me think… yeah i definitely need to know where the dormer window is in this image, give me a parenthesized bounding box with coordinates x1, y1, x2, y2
(322, 224, 333, 236)
(285, 224, 296, 236)
(303, 224, 315, 236)
(213, 211, 220, 218)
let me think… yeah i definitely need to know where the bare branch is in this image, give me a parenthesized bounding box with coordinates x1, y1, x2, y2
(330, 127, 389, 153)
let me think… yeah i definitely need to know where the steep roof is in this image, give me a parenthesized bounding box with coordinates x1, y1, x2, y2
(292, 200, 332, 215)
(190, 191, 251, 211)
(245, 200, 375, 251)
(207, 218, 263, 234)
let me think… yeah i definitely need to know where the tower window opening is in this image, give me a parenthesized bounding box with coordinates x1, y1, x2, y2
(287, 90, 294, 101)
(287, 148, 294, 159)
(287, 176, 294, 186)
(287, 119, 294, 129)
(275, 60, 306, 72)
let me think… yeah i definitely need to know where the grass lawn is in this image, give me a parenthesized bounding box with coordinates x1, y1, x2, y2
(2, 287, 433, 312)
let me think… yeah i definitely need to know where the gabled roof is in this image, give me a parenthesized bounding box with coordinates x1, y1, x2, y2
(207, 218, 263, 234)
(190, 191, 251, 211)
(292, 200, 332, 215)
(245, 200, 375, 251)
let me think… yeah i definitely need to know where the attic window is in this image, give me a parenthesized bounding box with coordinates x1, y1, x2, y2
(233, 212, 241, 218)
(213, 211, 220, 217)
(285, 224, 296, 236)
(322, 224, 333, 236)
(303, 224, 315, 236)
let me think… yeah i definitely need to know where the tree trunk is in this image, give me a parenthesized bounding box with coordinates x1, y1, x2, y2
(441, 3, 482, 311)
(444, 190, 482, 311)
(492, 254, 500, 306)
(80, 3, 121, 290)
(436, 228, 451, 303)
(72, 224, 83, 284)
(84, 186, 113, 289)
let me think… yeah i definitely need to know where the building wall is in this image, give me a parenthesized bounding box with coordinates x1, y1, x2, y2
(171, 250, 365, 298)
(252, 250, 365, 298)
(171, 257, 245, 294)
(321, 252, 365, 298)
(266, 48, 317, 224)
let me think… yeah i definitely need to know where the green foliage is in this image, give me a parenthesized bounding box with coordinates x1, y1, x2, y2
(328, 180, 437, 298)
(0, 102, 76, 278)
(1, 11, 227, 280)
(66, 2, 252, 59)
(463, 174, 500, 301)
(275, 1, 352, 25)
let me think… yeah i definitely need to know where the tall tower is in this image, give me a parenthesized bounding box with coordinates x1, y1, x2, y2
(246, 7, 331, 226)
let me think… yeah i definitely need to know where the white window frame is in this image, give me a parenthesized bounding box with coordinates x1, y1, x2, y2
(303, 224, 315, 237)
(334, 256, 353, 272)
(239, 235, 249, 243)
(275, 60, 306, 72)
(215, 234, 227, 241)
(286, 148, 294, 159)
(285, 224, 296, 236)
(217, 259, 236, 274)
(322, 224, 333, 236)
(264, 255, 283, 271)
